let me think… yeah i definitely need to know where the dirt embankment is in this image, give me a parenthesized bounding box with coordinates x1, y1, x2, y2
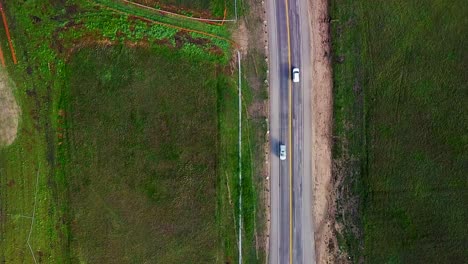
(309, 0, 336, 262)
(0, 71, 20, 147)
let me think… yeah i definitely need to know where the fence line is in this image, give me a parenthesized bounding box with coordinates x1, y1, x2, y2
(237, 50, 243, 264)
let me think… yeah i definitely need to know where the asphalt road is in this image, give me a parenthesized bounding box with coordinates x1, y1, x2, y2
(267, 0, 315, 262)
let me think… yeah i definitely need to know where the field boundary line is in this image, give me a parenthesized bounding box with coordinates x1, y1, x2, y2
(26, 165, 40, 264)
(237, 50, 243, 264)
(7, 214, 33, 219)
(121, 0, 237, 23)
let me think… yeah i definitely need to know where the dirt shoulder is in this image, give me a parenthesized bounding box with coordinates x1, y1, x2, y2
(0, 71, 20, 147)
(309, 0, 335, 262)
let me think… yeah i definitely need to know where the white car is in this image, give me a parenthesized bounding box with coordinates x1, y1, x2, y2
(279, 144, 287, 161)
(292, 67, 300, 83)
(293, 68, 299, 83)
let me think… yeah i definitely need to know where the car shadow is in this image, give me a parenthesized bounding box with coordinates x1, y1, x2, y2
(270, 136, 282, 158)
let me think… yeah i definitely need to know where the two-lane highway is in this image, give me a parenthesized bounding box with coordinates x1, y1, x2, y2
(267, 0, 292, 261)
(267, 0, 315, 262)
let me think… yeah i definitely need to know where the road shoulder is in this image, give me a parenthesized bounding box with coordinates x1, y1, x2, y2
(309, 0, 335, 262)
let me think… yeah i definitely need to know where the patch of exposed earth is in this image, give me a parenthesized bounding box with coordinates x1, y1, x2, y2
(0, 71, 20, 147)
(308, 0, 337, 262)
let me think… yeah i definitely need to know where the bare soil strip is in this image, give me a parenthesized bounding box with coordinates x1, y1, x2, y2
(0, 71, 20, 146)
(309, 0, 334, 262)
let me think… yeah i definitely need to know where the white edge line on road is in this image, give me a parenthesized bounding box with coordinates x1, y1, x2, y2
(237, 50, 243, 264)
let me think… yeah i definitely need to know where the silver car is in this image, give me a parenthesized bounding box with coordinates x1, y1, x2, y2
(280, 144, 287, 161)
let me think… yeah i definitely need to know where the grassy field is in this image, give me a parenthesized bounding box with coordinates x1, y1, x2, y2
(331, 0, 467, 263)
(62, 45, 220, 262)
(0, 0, 261, 263)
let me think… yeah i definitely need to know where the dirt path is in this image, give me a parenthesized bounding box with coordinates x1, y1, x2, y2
(309, 0, 335, 262)
(0, 71, 20, 147)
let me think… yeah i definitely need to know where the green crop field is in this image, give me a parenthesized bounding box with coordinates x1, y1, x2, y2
(331, 0, 467, 263)
(0, 0, 261, 263)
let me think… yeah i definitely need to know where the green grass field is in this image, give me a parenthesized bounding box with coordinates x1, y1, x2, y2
(331, 0, 467, 263)
(62, 45, 221, 262)
(0, 0, 261, 263)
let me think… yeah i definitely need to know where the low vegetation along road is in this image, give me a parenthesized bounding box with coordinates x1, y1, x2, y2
(267, 0, 315, 262)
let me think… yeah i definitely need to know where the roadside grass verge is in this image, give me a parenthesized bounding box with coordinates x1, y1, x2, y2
(331, 0, 467, 262)
(217, 58, 263, 264)
(240, 77, 267, 264)
(329, 0, 366, 260)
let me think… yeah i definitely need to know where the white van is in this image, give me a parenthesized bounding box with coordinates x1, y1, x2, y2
(280, 144, 287, 161)
(292, 67, 300, 83)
